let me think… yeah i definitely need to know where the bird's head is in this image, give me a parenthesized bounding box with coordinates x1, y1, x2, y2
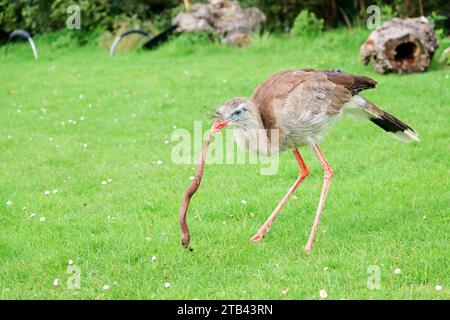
(212, 97, 255, 133)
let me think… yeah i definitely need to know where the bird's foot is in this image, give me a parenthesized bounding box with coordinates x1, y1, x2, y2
(304, 243, 313, 253)
(250, 231, 265, 243)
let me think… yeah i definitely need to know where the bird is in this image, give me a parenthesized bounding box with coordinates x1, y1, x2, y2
(211, 68, 419, 252)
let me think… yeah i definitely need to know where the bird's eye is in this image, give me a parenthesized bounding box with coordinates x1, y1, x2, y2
(234, 109, 242, 115)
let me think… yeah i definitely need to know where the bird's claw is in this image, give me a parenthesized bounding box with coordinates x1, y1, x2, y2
(250, 233, 264, 243)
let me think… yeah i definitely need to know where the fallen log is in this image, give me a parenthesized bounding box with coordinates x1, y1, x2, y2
(361, 17, 438, 74)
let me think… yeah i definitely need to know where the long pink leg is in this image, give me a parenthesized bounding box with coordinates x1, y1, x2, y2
(250, 148, 309, 242)
(304, 144, 334, 253)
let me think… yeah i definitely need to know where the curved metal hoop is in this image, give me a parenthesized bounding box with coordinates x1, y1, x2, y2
(5, 29, 38, 60)
(109, 29, 150, 57)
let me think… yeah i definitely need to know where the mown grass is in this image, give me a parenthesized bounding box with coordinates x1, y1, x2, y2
(0, 29, 449, 299)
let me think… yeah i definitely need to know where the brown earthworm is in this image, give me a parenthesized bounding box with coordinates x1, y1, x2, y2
(179, 122, 216, 249)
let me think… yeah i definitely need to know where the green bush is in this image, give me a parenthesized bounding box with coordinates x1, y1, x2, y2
(291, 10, 323, 38)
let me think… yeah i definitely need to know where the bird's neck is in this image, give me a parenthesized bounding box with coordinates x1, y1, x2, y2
(233, 111, 277, 155)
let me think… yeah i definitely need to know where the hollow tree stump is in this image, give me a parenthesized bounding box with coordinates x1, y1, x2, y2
(361, 17, 438, 74)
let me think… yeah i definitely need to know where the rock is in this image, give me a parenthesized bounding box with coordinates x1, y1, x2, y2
(172, 0, 266, 46)
(360, 17, 439, 73)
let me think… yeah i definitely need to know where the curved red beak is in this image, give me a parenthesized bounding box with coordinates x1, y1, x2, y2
(212, 120, 229, 134)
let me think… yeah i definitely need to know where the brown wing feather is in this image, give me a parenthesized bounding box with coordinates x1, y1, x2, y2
(251, 70, 308, 132)
(323, 69, 377, 95)
(251, 68, 368, 129)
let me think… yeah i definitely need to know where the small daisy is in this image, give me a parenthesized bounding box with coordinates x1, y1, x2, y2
(101, 181, 107, 185)
(323, 267, 329, 272)
(68, 260, 74, 265)
(164, 282, 171, 288)
(102, 284, 109, 290)
(156, 160, 163, 165)
(6, 200, 12, 206)
(164, 140, 169, 144)
(319, 289, 328, 299)
(151, 256, 157, 262)
(80, 116, 85, 121)
(52, 189, 58, 194)
(44, 190, 50, 195)
(107, 178, 112, 183)
(189, 176, 195, 180)
(240, 200, 247, 205)
(23, 206, 27, 211)
(39, 217, 46, 222)
(53, 278, 59, 286)
(281, 288, 289, 296)
(48, 137, 53, 141)
(29, 213, 36, 218)
(172, 125, 177, 129)
(435, 285, 443, 291)
(394, 268, 401, 275)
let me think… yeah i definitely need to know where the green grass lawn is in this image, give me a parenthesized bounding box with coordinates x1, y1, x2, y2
(0, 29, 449, 299)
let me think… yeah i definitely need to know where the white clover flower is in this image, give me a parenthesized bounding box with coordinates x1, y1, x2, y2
(44, 190, 50, 195)
(68, 260, 74, 265)
(319, 289, 328, 299)
(435, 285, 443, 291)
(156, 160, 163, 165)
(52, 189, 58, 194)
(6, 200, 12, 206)
(53, 278, 59, 286)
(151, 256, 157, 262)
(281, 288, 288, 296)
(394, 268, 401, 274)
(39, 217, 46, 222)
(102, 285, 109, 290)
(240, 200, 247, 205)
(164, 282, 171, 288)
(101, 181, 107, 185)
